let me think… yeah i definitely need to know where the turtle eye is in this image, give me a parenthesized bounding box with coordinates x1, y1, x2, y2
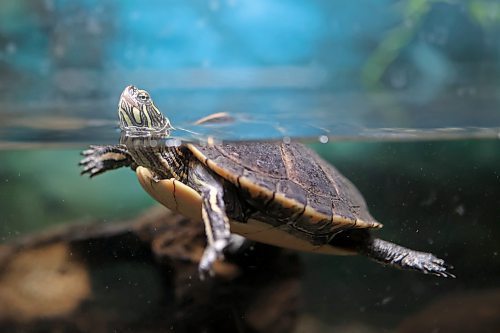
(138, 93, 150, 102)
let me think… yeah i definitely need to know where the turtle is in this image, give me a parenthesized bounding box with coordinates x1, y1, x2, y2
(80, 85, 454, 279)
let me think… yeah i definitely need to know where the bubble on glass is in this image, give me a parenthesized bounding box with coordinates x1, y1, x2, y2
(319, 135, 329, 144)
(282, 136, 291, 144)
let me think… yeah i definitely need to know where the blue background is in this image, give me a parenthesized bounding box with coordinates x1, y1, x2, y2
(1, 0, 499, 141)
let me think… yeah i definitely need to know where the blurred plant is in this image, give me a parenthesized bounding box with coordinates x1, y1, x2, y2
(362, 0, 500, 89)
(362, 0, 431, 89)
(468, 0, 500, 28)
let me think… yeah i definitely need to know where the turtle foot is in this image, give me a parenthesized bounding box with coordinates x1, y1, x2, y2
(396, 250, 455, 278)
(79, 145, 132, 177)
(198, 240, 227, 280)
(80, 146, 107, 177)
(365, 238, 455, 278)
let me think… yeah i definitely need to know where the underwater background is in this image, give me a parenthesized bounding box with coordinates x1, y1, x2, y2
(0, 1, 499, 332)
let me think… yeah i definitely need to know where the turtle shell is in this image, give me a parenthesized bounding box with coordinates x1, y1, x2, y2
(187, 142, 382, 233)
(136, 141, 382, 255)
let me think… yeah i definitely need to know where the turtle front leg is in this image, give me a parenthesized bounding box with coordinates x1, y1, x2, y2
(188, 162, 232, 279)
(80, 145, 136, 177)
(362, 238, 455, 278)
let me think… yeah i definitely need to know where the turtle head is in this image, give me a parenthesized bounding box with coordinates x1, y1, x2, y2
(118, 85, 172, 134)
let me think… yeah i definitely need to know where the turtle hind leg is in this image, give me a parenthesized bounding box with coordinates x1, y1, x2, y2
(361, 238, 455, 278)
(331, 230, 455, 278)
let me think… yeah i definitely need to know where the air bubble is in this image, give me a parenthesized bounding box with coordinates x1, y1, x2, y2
(455, 205, 465, 216)
(319, 135, 329, 144)
(381, 296, 393, 305)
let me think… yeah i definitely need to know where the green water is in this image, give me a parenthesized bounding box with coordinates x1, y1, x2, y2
(0, 139, 498, 331)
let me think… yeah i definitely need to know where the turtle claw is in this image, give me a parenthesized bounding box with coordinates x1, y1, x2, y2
(81, 166, 104, 178)
(198, 264, 214, 281)
(79, 153, 106, 177)
(79, 145, 133, 177)
(401, 252, 456, 278)
(198, 246, 217, 280)
(198, 241, 227, 280)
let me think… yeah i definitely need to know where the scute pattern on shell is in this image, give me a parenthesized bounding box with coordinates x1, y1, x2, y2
(188, 141, 382, 234)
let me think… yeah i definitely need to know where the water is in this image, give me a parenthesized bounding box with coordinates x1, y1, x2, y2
(1, 72, 499, 333)
(2, 82, 500, 330)
(3, 117, 500, 150)
(1, 0, 500, 331)
(0, 131, 498, 332)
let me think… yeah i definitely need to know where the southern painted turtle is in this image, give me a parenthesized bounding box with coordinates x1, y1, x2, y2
(80, 86, 453, 278)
